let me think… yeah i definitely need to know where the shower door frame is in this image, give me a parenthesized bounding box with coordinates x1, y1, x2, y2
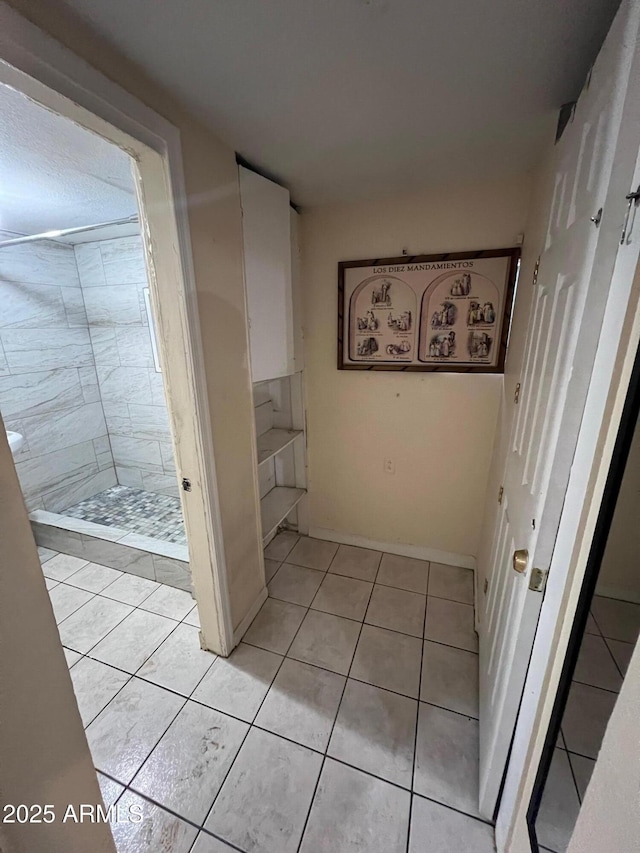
(0, 5, 234, 655)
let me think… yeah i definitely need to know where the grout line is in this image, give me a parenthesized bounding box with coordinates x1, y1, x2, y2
(406, 577, 428, 852)
(564, 750, 584, 806)
(601, 635, 627, 680)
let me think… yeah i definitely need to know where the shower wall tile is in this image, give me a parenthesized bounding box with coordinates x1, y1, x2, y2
(128, 404, 171, 441)
(116, 327, 154, 367)
(93, 435, 112, 456)
(16, 440, 98, 500)
(110, 435, 163, 474)
(42, 468, 118, 513)
(0, 368, 85, 419)
(79, 366, 101, 404)
(0, 240, 80, 287)
(96, 365, 153, 406)
(90, 328, 120, 366)
(18, 402, 107, 459)
(74, 244, 107, 288)
(2, 328, 93, 374)
(0, 341, 10, 377)
(1, 282, 67, 328)
(83, 285, 142, 326)
(78, 235, 176, 499)
(62, 288, 89, 327)
(141, 471, 179, 498)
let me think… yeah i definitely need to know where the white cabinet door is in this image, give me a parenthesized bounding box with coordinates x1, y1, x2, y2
(290, 207, 305, 373)
(240, 166, 294, 382)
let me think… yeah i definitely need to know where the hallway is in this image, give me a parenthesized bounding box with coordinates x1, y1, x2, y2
(47, 532, 489, 852)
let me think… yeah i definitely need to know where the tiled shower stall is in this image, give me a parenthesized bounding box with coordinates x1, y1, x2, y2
(0, 230, 190, 591)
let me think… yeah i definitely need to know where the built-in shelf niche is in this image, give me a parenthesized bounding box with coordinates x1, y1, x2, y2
(254, 373, 307, 545)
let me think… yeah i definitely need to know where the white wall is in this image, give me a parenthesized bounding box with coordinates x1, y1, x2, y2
(300, 175, 532, 560)
(596, 416, 640, 603)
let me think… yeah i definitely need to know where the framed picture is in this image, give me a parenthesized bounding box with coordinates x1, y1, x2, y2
(338, 247, 520, 372)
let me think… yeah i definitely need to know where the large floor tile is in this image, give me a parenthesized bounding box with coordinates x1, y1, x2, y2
(365, 584, 426, 637)
(376, 553, 429, 594)
(58, 596, 133, 653)
(255, 658, 345, 751)
(140, 584, 194, 621)
(268, 562, 325, 606)
(70, 657, 130, 726)
(568, 752, 595, 801)
(183, 604, 201, 628)
(350, 624, 422, 698)
(64, 647, 82, 667)
(90, 608, 176, 674)
(264, 530, 299, 562)
(42, 552, 89, 581)
(38, 546, 58, 564)
(243, 597, 307, 654)
(264, 558, 281, 583)
(48, 583, 94, 623)
(409, 795, 494, 853)
(428, 563, 474, 605)
(288, 536, 339, 571)
(414, 702, 480, 817)
(137, 622, 216, 695)
(329, 679, 417, 788)
(585, 612, 600, 635)
(328, 543, 381, 581)
(591, 596, 640, 643)
(300, 759, 410, 853)
(573, 633, 623, 692)
(100, 573, 160, 606)
(561, 682, 617, 759)
(288, 610, 361, 675)
(44, 577, 59, 591)
(192, 642, 282, 722)
(536, 748, 581, 853)
(86, 677, 184, 783)
(424, 596, 478, 653)
(420, 641, 479, 718)
(132, 700, 248, 824)
(192, 832, 237, 852)
(311, 573, 373, 621)
(111, 790, 197, 853)
(64, 562, 122, 593)
(205, 728, 322, 853)
(605, 638, 635, 677)
(97, 772, 125, 808)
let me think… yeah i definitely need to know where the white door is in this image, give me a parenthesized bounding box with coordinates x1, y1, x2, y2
(478, 0, 640, 818)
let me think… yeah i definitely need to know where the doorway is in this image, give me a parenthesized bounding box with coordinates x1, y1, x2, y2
(530, 339, 640, 851)
(0, 45, 232, 650)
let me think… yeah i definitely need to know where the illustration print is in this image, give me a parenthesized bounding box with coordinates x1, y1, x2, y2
(429, 332, 456, 358)
(468, 331, 493, 359)
(357, 337, 379, 357)
(387, 311, 412, 332)
(467, 300, 495, 326)
(386, 341, 412, 356)
(431, 301, 457, 329)
(450, 272, 471, 296)
(371, 279, 392, 305)
(357, 310, 379, 331)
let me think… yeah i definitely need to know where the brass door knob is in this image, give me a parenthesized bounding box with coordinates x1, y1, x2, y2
(513, 549, 529, 574)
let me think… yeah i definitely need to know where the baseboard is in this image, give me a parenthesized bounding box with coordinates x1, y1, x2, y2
(595, 584, 640, 605)
(309, 527, 476, 571)
(233, 585, 268, 646)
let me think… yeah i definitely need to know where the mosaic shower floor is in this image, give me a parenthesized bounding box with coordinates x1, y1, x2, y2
(64, 485, 186, 545)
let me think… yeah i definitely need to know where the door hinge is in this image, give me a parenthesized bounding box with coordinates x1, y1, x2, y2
(532, 257, 540, 286)
(621, 185, 640, 245)
(590, 208, 602, 227)
(498, 486, 504, 504)
(514, 383, 521, 404)
(483, 578, 489, 595)
(181, 477, 192, 492)
(529, 567, 548, 593)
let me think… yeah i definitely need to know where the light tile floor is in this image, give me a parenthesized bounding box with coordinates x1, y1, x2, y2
(40, 535, 494, 853)
(537, 594, 640, 853)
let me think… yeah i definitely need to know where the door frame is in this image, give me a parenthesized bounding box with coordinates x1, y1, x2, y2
(495, 237, 640, 849)
(0, 1, 234, 654)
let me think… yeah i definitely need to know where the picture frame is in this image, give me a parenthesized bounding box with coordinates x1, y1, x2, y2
(338, 247, 521, 372)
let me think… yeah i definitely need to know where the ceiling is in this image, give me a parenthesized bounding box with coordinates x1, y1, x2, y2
(0, 83, 137, 235)
(56, 0, 621, 206)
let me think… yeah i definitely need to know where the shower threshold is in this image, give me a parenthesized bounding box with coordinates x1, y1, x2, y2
(29, 486, 191, 593)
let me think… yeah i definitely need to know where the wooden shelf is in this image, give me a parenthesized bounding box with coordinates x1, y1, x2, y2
(257, 428, 303, 466)
(261, 486, 306, 543)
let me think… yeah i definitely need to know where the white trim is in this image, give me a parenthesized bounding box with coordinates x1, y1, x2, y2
(233, 586, 268, 645)
(0, 1, 234, 654)
(309, 526, 476, 570)
(594, 585, 640, 605)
